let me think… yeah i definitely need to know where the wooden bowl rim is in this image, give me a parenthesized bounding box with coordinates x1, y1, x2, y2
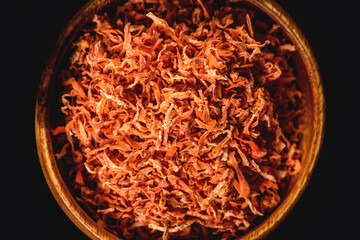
(35, 0, 325, 239)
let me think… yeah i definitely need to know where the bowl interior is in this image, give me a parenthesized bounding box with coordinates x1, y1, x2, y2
(36, 0, 324, 239)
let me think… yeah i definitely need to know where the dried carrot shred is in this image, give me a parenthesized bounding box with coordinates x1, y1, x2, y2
(53, 0, 304, 239)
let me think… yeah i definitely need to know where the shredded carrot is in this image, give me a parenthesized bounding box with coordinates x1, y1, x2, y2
(53, 0, 304, 239)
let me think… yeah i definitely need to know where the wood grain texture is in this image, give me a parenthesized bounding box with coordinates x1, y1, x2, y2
(35, 0, 325, 239)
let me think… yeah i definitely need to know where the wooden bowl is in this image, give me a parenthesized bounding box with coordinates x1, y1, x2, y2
(35, 0, 325, 239)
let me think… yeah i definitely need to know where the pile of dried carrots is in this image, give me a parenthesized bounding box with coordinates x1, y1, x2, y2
(52, 0, 303, 239)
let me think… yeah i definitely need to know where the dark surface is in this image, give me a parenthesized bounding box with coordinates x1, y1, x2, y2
(9, 0, 355, 239)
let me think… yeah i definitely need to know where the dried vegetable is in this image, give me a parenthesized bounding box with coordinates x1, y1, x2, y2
(52, 0, 303, 239)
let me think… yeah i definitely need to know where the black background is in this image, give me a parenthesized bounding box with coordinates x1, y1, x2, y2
(7, 0, 356, 239)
